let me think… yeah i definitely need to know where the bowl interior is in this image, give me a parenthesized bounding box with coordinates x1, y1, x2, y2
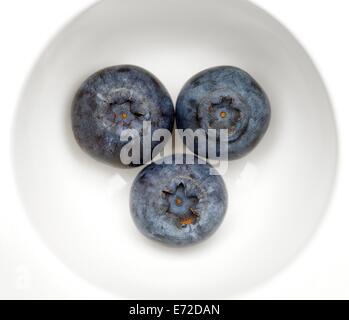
(13, 0, 337, 298)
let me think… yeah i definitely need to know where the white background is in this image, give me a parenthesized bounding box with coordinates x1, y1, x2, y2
(0, 0, 348, 299)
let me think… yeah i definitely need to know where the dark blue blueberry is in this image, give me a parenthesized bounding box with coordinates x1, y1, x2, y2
(176, 66, 271, 160)
(72, 65, 174, 167)
(130, 155, 228, 246)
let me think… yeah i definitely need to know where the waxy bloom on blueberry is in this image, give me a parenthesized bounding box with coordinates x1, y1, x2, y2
(130, 155, 228, 246)
(176, 66, 271, 160)
(71, 65, 174, 167)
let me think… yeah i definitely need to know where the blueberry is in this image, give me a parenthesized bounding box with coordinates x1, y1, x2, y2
(130, 155, 228, 246)
(71, 65, 174, 167)
(176, 66, 271, 160)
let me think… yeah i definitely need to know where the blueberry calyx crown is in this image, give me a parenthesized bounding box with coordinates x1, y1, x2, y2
(162, 182, 200, 228)
(198, 90, 251, 143)
(94, 88, 150, 131)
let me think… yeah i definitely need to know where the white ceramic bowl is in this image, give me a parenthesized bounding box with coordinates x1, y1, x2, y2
(12, 0, 338, 299)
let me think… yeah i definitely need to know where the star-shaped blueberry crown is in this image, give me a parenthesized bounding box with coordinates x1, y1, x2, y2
(208, 96, 241, 131)
(162, 182, 200, 228)
(96, 97, 149, 129)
